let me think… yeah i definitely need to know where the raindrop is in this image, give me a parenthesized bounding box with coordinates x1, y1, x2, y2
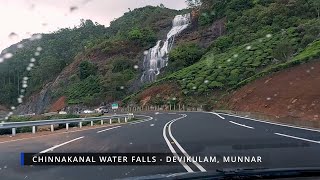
(11, 106, 15, 110)
(20, 95, 24, 98)
(21, 89, 25, 93)
(259, 39, 263, 42)
(26, 67, 32, 71)
(70, 6, 78, 12)
(31, 34, 42, 41)
(23, 77, 29, 81)
(36, 47, 42, 51)
(17, 44, 24, 49)
(218, 65, 222, 69)
(4, 165, 7, 169)
(23, 80, 27, 84)
(311, 67, 315, 70)
(8, 112, 13, 115)
(192, 86, 197, 90)
(30, 58, 36, 62)
(227, 59, 231, 62)
(4, 53, 13, 59)
(172, 97, 177, 101)
(143, 50, 148, 55)
(4, 117, 8, 120)
(204, 80, 209, 84)
(29, 63, 35, 67)
(120, 86, 124, 90)
(22, 84, 28, 88)
(266, 34, 272, 38)
(0, 57, 3, 63)
(266, 97, 272, 101)
(246, 46, 252, 50)
(35, 52, 40, 56)
(233, 54, 238, 58)
(8, 32, 18, 39)
(306, 70, 311, 73)
(35, 34, 42, 39)
(133, 65, 139, 69)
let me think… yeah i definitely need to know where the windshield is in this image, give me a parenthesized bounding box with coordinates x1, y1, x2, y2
(0, 0, 320, 180)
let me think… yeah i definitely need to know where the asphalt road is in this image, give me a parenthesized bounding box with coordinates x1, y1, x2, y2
(0, 112, 320, 179)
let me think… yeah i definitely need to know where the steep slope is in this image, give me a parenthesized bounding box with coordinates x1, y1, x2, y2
(227, 59, 320, 121)
(127, 0, 320, 122)
(0, 6, 186, 114)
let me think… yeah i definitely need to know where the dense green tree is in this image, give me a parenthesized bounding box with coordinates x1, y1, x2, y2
(79, 61, 97, 80)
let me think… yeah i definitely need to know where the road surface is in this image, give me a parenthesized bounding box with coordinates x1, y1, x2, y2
(0, 112, 320, 179)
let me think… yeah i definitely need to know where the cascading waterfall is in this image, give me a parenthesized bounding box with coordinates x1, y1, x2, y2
(141, 13, 191, 83)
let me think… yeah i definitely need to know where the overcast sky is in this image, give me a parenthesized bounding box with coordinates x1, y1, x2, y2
(0, 0, 187, 52)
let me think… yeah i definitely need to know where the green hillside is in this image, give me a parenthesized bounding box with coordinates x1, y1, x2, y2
(129, 0, 320, 106)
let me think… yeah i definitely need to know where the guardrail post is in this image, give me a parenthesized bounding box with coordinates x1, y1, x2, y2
(91, 121, 93, 126)
(50, 125, 54, 132)
(79, 122, 82, 128)
(66, 123, 69, 131)
(109, 119, 112, 124)
(32, 126, 36, 134)
(12, 128, 16, 136)
(101, 120, 104, 125)
(118, 118, 121, 124)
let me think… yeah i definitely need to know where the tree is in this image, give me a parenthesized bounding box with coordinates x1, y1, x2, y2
(311, 0, 320, 19)
(79, 61, 97, 80)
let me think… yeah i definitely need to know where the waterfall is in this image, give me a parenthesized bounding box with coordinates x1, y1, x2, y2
(141, 13, 191, 83)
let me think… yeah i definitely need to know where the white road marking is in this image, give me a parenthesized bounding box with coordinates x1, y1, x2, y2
(274, 133, 320, 144)
(129, 117, 153, 125)
(150, 124, 155, 127)
(39, 136, 84, 154)
(229, 121, 254, 129)
(168, 115, 206, 172)
(210, 112, 225, 119)
(163, 115, 193, 172)
(220, 113, 320, 132)
(97, 126, 121, 133)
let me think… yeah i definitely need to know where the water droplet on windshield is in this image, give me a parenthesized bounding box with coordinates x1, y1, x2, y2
(227, 59, 231, 62)
(36, 47, 42, 51)
(18, 98, 23, 103)
(266, 34, 272, 38)
(11, 106, 15, 110)
(134, 65, 139, 69)
(4, 53, 13, 59)
(35, 52, 40, 56)
(70, 6, 78, 12)
(29, 63, 35, 68)
(204, 80, 209, 84)
(192, 86, 197, 90)
(0, 57, 3, 63)
(26, 67, 32, 71)
(120, 86, 124, 90)
(23, 77, 29, 81)
(143, 50, 148, 55)
(246, 46, 252, 50)
(233, 54, 238, 58)
(17, 44, 24, 49)
(266, 97, 272, 101)
(30, 58, 36, 62)
(22, 84, 28, 88)
(8, 32, 18, 39)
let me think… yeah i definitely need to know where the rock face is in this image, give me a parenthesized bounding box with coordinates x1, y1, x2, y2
(16, 83, 52, 115)
(175, 17, 226, 48)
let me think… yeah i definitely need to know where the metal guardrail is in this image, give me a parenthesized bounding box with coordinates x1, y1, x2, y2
(0, 113, 134, 136)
